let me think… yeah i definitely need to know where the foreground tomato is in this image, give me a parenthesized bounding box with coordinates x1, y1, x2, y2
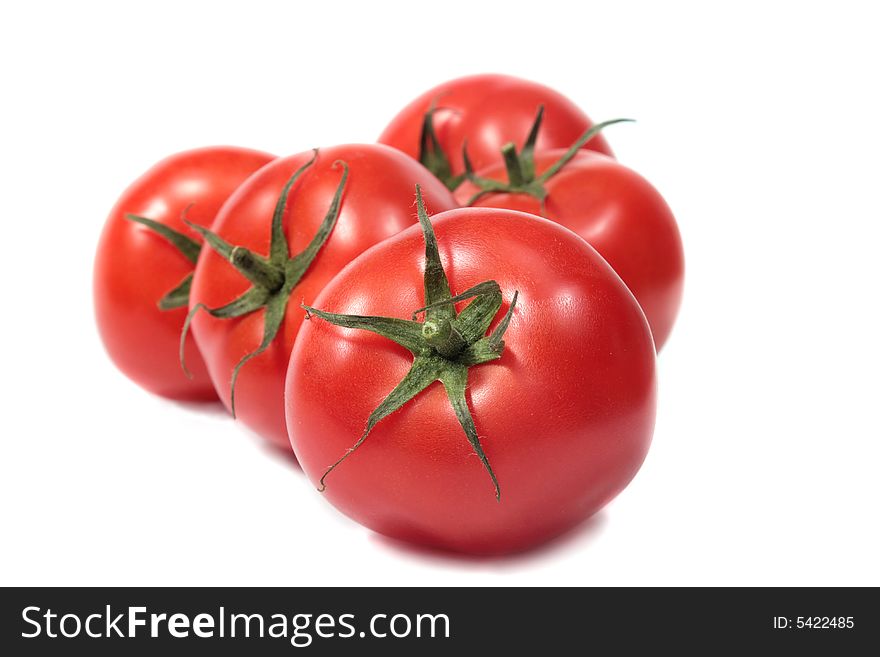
(94, 146, 275, 400)
(188, 145, 457, 448)
(457, 141, 684, 350)
(287, 191, 656, 554)
(378, 74, 613, 190)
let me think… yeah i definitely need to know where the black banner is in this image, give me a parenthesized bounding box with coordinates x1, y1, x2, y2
(1, 587, 875, 654)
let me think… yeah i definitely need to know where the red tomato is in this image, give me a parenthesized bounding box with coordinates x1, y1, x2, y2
(94, 146, 275, 400)
(286, 205, 656, 555)
(189, 144, 458, 448)
(379, 74, 614, 188)
(456, 150, 684, 350)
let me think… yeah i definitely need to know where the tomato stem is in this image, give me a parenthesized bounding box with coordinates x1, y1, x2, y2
(230, 246, 285, 293)
(462, 112, 634, 209)
(501, 143, 526, 187)
(422, 317, 467, 358)
(179, 152, 350, 417)
(302, 186, 518, 501)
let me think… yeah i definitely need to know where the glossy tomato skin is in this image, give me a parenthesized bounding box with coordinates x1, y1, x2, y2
(190, 144, 458, 448)
(456, 150, 684, 350)
(94, 146, 276, 400)
(379, 74, 613, 180)
(286, 209, 657, 555)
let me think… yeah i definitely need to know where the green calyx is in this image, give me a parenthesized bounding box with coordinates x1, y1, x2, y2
(302, 186, 519, 501)
(418, 103, 466, 191)
(181, 150, 349, 416)
(462, 106, 634, 209)
(124, 212, 202, 310)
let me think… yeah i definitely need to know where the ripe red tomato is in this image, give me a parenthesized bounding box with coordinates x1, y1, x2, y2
(94, 146, 275, 400)
(378, 74, 613, 189)
(286, 202, 656, 555)
(456, 149, 684, 350)
(189, 144, 458, 449)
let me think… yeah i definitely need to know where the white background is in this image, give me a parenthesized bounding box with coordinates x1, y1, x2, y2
(2, 1, 878, 586)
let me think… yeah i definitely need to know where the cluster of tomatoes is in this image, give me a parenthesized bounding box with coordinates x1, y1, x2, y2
(94, 74, 683, 555)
